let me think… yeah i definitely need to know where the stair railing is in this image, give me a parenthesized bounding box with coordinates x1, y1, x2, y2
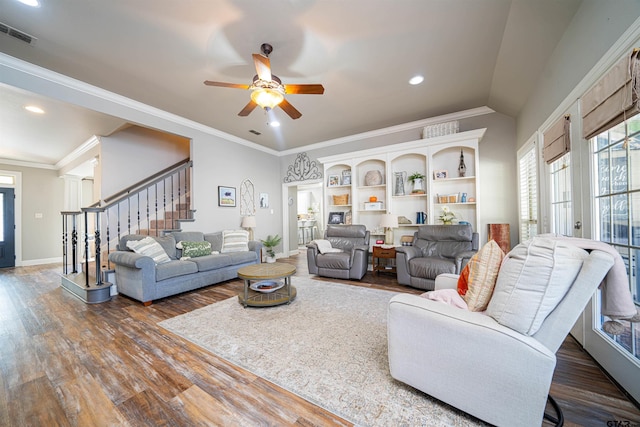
(61, 159, 193, 287)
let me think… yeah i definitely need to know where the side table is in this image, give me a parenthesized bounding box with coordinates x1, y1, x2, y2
(372, 246, 397, 275)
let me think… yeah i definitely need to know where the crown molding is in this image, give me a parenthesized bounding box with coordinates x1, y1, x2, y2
(277, 106, 495, 157)
(0, 157, 56, 170)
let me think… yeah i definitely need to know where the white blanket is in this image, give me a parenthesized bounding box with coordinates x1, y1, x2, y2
(313, 239, 343, 254)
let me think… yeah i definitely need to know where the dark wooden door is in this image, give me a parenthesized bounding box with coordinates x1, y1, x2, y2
(0, 188, 15, 268)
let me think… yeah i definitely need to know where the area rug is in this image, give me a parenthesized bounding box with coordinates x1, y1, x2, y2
(158, 277, 485, 426)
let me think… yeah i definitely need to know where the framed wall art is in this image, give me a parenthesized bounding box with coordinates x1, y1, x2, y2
(259, 192, 269, 208)
(218, 186, 236, 207)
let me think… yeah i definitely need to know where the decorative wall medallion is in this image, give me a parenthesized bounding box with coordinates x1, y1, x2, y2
(284, 152, 323, 183)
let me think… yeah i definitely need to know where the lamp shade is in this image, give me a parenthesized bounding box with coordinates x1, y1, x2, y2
(241, 216, 257, 228)
(380, 213, 398, 228)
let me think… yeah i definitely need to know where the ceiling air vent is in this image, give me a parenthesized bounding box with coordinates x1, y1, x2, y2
(0, 22, 37, 45)
(249, 130, 261, 135)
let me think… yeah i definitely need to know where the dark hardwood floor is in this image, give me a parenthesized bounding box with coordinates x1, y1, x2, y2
(1, 254, 639, 426)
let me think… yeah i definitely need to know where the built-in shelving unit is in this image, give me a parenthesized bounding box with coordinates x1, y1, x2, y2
(318, 128, 485, 245)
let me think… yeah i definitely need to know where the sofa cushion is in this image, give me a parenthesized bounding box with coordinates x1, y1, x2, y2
(189, 254, 233, 272)
(221, 230, 249, 253)
(316, 252, 351, 269)
(178, 241, 213, 258)
(155, 259, 198, 281)
(458, 240, 505, 312)
(409, 257, 456, 279)
(204, 232, 224, 252)
(486, 237, 588, 335)
(155, 235, 178, 259)
(227, 251, 259, 266)
(126, 236, 171, 264)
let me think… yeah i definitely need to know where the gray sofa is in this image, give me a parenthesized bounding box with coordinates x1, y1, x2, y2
(108, 231, 261, 305)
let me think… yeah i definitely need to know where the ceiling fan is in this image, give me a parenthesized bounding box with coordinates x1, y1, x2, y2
(204, 43, 324, 120)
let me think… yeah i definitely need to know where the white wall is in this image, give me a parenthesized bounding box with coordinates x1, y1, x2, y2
(100, 126, 190, 198)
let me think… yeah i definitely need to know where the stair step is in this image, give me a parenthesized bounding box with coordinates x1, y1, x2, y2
(164, 210, 193, 220)
(150, 219, 181, 229)
(136, 229, 181, 237)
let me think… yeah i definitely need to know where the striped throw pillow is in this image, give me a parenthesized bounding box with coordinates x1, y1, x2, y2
(221, 230, 249, 253)
(126, 236, 171, 264)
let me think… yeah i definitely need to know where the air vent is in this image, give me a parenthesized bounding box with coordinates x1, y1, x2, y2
(0, 22, 37, 45)
(249, 129, 261, 135)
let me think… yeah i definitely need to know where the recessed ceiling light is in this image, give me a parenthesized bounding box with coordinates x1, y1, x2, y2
(24, 105, 45, 114)
(409, 75, 424, 85)
(17, 0, 40, 7)
(269, 121, 281, 128)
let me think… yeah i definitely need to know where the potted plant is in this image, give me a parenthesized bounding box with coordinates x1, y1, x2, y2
(260, 234, 282, 263)
(408, 172, 426, 193)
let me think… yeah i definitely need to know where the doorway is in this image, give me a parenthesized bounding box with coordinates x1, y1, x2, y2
(0, 187, 16, 268)
(296, 182, 323, 250)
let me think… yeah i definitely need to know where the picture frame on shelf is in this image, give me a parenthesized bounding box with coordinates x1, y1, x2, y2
(341, 170, 352, 185)
(218, 186, 236, 207)
(328, 175, 341, 187)
(434, 170, 449, 180)
(328, 211, 345, 224)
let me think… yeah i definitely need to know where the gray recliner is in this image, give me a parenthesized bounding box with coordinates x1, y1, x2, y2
(396, 224, 478, 290)
(307, 224, 370, 280)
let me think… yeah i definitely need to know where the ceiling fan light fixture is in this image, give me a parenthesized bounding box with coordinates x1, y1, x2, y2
(251, 87, 284, 110)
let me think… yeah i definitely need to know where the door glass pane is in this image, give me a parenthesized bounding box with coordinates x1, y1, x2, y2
(630, 132, 640, 191)
(611, 141, 628, 193)
(612, 194, 629, 245)
(597, 149, 610, 196)
(550, 153, 572, 236)
(598, 196, 611, 242)
(632, 192, 640, 247)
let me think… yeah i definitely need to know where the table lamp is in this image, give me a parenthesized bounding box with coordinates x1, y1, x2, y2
(380, 213, 398, 245)
(241, 216, 256, 240)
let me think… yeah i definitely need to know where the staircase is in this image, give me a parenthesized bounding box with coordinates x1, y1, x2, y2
(60, 160, 194, 303)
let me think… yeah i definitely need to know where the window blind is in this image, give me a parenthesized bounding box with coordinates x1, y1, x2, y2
(518, 146, 537, 242)
(543, 115, 571, 164)
(582, 48, 640, 140)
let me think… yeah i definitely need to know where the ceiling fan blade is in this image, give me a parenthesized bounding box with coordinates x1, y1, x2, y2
(238, 100, 258, 116)
(284, 84, 325, 95)
(253, 54, 272, 81)
(204, 81, 250, 90)
(279, 99, 302, 120)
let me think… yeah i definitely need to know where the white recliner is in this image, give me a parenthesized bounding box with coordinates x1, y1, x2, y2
(388, 239, 615, 427)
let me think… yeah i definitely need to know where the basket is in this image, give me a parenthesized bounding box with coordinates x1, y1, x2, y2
(332, 194, 349, 205)
(437, 194, 458, 203)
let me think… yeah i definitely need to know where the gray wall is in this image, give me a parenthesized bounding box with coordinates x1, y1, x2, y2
(517, 0, 640, 148)
(0, 163, 64, 263)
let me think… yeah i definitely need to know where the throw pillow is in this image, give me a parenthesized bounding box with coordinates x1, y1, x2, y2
(460, 240, 505, 312)
(486, 237, 588, 336)
(221, 230, 249, 253)
(177, 241, 213, 258)
(126, 236, 171, 264)
(456, 264, 471, 296)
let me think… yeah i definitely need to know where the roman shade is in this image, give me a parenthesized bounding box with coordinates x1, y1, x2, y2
(582, 48, 640, 140)
(543, 115, 571, 164)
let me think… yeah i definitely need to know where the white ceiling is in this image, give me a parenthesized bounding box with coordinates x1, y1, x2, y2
(0, 0, 582, 167)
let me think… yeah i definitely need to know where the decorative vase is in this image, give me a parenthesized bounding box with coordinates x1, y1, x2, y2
(266, 256, 276, 263)
(458, 149, 467, 177)
(443, 220, 452, 225)
(394, 171, 407, 196)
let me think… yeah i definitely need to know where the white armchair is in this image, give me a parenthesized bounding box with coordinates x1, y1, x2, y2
(388, 244, 615, 426)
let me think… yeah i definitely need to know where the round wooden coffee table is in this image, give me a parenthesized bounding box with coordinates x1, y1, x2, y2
(237, 262, 297, 308)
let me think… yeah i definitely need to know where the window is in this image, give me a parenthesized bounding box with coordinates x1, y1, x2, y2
(592, 115, 640, 360)
(0, 175, 15, 185)
(517, 143, 538, 241)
